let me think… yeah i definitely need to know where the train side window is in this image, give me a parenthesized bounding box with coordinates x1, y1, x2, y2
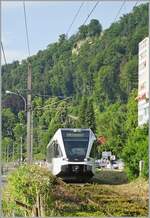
(54, 141, 62, 158)
(90, 141, 98, 158)
(47, 144, 54, 162)
(47, 140, 63, 161)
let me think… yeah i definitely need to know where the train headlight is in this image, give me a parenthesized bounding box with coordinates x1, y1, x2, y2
(61, 165, 68, 172)
(72, 165, 80, 172)
(84, 158, 90, 162)
(63, 158, 68, 161)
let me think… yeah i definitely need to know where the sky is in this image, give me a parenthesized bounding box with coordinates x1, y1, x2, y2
(2, 1, 148, 64)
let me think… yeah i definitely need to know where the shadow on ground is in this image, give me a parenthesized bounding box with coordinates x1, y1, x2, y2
(91, 170, 128, 185)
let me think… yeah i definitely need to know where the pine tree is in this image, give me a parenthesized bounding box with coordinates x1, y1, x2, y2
(78, 97, 96, 133)
(78, 97, 88, 128)
(86, 99, 96, 133)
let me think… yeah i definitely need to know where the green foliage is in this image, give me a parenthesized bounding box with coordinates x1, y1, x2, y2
(59, 34, 67, 43)
(125, 89, 138, 133)
(87, 19, 102, 37)
(2, 137, 13, 161)
(120, 57, 138, 96)
(2, 165, 58, 217)
(2, 3, 148, 179)
(122, 125, 148, 179)
(14, 123, 25, 139)
(2, 4, 148, 103)
(2, 108, 16, 137)
(96, 103, 127, 157)
(122, 90, 148, 179)
(94, 65, 117, 110)
(77, 19, 102, 40)
(78, 97, 96, 132)
(78, 25, 88, 40)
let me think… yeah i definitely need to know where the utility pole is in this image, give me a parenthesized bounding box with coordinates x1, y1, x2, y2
(6, 144, 9, 171)
(31, 110, 33, 162)
(12, 142, 14, 166)
(27, 62, 32, 164)
(20, 136, 23, 164)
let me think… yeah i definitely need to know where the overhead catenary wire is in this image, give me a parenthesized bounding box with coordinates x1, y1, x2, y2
(66, 2, 85, 37)
(113, 0, 141, 24)
(23, 1, 31, 57)
(113, 0, 126, 23)
(82, 1, 100, 25)
(1, 41, 8, 67)
(133, 0, 141, 8)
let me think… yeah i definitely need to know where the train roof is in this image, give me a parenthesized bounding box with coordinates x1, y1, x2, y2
(47, 128, 95, 148)
(58, 128, 92, 131)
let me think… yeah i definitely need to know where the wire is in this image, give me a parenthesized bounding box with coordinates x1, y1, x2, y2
(113, 0, 126, 23)
(66, 2, 85, 37)
(133, 0, 141, 8)
(104, 0, 126, 51)
(113, 0, 141, 24)
(1, 41, 8, 66)
(23, 1, 31, 57)
(82, 1, 100, 25)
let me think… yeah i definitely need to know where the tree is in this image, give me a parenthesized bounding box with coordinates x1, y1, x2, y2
(121, 89, 148, 179)
(78, 25, 88, 40)
(13, 123, 26, 160)
(59, 34, 67, 43)
(2, 108, 16, 137)
(88, 19, 102, 37)
(120, 57, 138, 96)
(85, 99, 96, 133)
(78, 97, 96, 133)
(122, 125, 148, 179)
(96, 103, 127, 157)
(1, 4, 149, 181)
(125, 89, 138, 133)
(94, 65, 116, 110)
(2, 137, 13, 161)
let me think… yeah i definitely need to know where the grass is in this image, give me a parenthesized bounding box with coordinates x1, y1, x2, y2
(92, 169, 128, 185)
(53, 170, 148, 216)
(3, 167, 148, 217)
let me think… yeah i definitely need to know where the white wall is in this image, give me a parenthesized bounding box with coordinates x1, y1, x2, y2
(138, 37, 149, 126)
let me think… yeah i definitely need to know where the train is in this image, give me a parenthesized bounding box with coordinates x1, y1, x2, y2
(46, 128, 96, 181)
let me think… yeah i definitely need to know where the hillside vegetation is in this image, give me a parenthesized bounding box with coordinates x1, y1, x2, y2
(2, 3, 148, 179)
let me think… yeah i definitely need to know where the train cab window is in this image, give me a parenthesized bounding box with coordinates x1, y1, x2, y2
(62, 130, 90, 161)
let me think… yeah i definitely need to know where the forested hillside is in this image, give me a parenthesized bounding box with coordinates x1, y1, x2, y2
(2, 3, 148, 179)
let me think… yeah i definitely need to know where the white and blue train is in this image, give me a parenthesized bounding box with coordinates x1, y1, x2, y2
(46, 128, 96, 181)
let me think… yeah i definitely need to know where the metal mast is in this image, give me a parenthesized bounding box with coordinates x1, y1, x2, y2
(27, 62, 32, 164)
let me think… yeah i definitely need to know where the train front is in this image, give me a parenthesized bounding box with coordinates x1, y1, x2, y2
(58, 129, 96, 181)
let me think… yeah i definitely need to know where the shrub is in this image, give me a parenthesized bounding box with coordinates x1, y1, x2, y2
(122, 125, 148, 179)
(2, 164, 58, 217)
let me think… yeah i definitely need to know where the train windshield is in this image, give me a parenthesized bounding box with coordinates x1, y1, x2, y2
(62, 130, 89, 161)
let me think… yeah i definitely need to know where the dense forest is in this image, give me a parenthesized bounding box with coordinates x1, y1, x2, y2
(2, 3, 148, 179)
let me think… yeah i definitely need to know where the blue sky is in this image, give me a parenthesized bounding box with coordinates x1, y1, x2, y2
(2, 1, 147, 64)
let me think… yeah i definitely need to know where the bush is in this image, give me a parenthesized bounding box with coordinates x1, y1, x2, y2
(2, 164, 58, 217)
(122, 125, 148, 179)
